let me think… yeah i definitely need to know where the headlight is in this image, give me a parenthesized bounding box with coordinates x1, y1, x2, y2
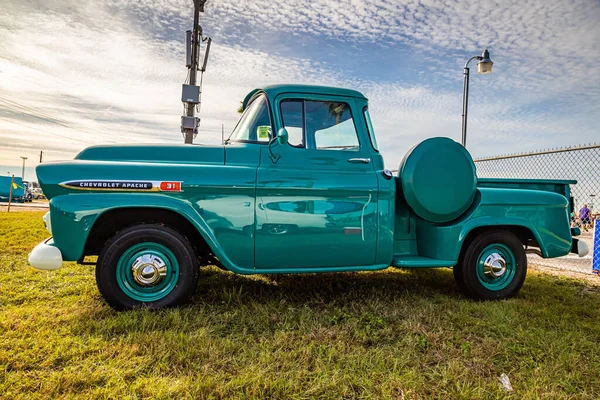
(43, 211, 52, 235)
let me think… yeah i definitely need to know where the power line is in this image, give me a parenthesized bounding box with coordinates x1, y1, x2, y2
(0, 96, 73, 124)
(0, 76, 150, 142)
(1, 71, 186, 144)
(0, 96, 121, 138)
(0, 116, 89, 143)
(0, 97, 119, 140)
(0, 93, 226, 145)
(0, 98, 78, 130)
(0, 97, 145, 143)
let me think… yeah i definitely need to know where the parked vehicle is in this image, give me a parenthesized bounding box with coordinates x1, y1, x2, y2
(28, 85, 587, 310)
(31, 187, 46, 200)
(22, 181, 33, 202)
(0, 176, 25, 203)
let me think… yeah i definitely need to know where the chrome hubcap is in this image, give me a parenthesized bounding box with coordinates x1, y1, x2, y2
(131, 254, 167, 286)
(483, 252, 507, 278)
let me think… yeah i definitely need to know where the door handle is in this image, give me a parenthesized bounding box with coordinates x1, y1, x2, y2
(347, 158, 371, 164)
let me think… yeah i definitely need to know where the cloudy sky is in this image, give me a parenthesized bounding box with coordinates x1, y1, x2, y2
(1, 0, 599, 179)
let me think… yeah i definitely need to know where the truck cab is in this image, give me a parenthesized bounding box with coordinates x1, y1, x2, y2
(28, 84, 587, 310)
(229, 85, 387, 270)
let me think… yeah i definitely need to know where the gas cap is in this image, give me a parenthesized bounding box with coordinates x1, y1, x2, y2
(382, 169, 393, 180)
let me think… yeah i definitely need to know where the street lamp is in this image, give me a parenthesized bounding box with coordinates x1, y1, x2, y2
(20, 156, 27, 180)
(461, 49, 493, 148)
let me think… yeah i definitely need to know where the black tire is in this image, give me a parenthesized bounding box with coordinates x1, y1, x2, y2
(96, 224, 199, 310)
(454, 230, 527, 300)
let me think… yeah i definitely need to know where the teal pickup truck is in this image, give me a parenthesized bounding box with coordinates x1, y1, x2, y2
(29, 85, 587, 310)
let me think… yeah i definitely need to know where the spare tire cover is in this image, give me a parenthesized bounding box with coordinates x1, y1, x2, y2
(399, 137, 477, 223)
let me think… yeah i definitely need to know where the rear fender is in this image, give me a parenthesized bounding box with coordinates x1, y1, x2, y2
(415, 188, 572, 261)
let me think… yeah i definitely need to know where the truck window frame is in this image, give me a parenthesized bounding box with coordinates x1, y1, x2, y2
(363, 106, 379, 152)
(278, 98, 362, 151)
(280, 99, 306, 148)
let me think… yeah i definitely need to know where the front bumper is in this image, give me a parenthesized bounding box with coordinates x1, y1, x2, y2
(28, 238, 63, 270)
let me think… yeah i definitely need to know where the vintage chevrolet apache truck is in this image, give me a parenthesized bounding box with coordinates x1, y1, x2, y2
(29, 84, 588, 310)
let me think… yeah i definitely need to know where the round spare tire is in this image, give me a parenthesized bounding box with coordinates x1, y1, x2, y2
(399, 137, 477, 223)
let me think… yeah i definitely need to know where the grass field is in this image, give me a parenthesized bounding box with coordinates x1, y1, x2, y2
(1, 211, 599, 399)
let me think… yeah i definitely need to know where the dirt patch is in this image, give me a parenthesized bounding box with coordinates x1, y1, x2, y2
(0, 205, 49, 212)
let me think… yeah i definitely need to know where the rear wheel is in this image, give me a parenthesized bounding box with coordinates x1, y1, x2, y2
(454, 230, 527, 300)
(96, 224, 199, 310)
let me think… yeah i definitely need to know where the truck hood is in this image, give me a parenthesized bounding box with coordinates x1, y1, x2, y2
(76, 143, 225, 164)
(37, 144, 226, 200)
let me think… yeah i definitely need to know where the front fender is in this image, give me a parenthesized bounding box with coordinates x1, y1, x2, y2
(49, 193, 255, 273)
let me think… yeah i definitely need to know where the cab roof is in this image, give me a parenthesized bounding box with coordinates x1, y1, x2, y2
(242, 84, 367, 110)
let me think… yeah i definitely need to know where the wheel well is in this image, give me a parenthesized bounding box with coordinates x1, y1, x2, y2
(462, 225, 537, 254)
(84, 207, 212, 261)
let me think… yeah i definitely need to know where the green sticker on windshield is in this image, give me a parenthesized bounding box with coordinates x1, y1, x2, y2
(257, 126, 271, 141)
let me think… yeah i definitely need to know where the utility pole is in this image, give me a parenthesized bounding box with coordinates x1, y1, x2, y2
(182, 0, 209, 144)
(20, 156, 27, 180)
(7, 175, 14, 212)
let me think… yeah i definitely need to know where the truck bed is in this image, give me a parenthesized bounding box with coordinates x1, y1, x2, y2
(477, 178, 575, 199)
(391, 177, 575, 268)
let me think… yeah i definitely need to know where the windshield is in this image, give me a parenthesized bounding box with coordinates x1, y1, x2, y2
(228, 94, 272, 143)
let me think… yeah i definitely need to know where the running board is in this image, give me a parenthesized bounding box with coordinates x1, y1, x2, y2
(392, 255, 455, 268)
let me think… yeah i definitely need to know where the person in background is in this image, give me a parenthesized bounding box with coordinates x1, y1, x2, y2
(580, 204, 591, 231)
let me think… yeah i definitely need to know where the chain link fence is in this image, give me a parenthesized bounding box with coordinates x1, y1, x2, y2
(474, 143, 600, 275)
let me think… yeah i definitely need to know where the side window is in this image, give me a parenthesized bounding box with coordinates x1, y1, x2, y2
(305, 101, 359, 151)
(280, 100, 304, 147)
(229, 94, 272, 142)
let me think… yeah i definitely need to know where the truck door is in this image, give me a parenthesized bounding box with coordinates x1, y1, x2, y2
(255, 96, 378, 270)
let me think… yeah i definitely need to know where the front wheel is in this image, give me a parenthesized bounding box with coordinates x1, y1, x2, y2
(96, 224, 199, 310)
(454, 230, 527, 300)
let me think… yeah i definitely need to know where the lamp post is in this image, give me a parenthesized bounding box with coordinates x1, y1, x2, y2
(20, 156, 27, 180)
(461, 49, 493, 148)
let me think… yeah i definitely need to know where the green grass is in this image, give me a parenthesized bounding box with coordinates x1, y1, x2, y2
(1, 211, 599, 399)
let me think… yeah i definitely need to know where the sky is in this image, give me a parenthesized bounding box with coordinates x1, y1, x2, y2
(1, 0, 599, 181)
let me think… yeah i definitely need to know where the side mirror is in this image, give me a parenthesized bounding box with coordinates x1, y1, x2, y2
(276, 128, 289, 145)
(268, 128, 289, 163)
